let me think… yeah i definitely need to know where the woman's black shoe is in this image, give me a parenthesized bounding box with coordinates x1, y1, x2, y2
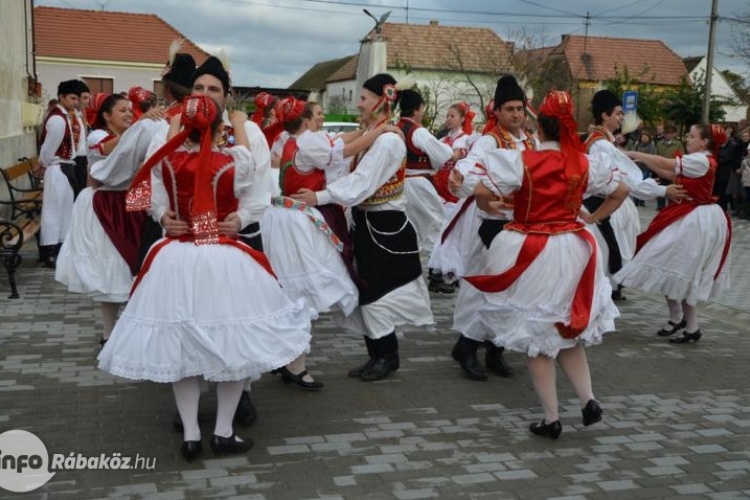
(210, 434, 254, 455)
(529, 419, 562, 439)
(582, 399, 603, 426)
(180, 440, 202, 462)
(280, 367, 323, 390)
(657, 318, 686, 337)
(669, 329, 702, 344)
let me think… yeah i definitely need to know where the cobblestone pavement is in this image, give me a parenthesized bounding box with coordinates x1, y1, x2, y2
(1, 206, 749, 500)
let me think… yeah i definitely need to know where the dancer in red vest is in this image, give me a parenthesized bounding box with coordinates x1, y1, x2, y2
(98, 96, 312, 461)
(618, 124, 732, 343)
(464, 90, 629, 438)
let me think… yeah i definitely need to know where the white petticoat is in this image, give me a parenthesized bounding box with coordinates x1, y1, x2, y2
(456, 228, 619, 358)
(97, 239, 313, 383)
(404, 176, 446, 254)
(428, 199, 483, 277)
(614, 204, 730, 305)
(260, 205, 358, 315)
(55, 187, 133, 302)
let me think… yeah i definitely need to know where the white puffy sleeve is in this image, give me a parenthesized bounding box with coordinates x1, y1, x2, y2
(242, 120, 273, 223)
(478, 148, 524, 197)
(39, 115, 67, 167)
(453, 135, 498, 198)
(226, 145, 257, 227)
(316, 133, 405, 207)
(677, 153, 710, 178)
(91, 119, 163, 189)
(411, 127, 453, 170)
(86, 129, 110, 166)
(294, 130, 337, 173)
(585, 153, 621, 198)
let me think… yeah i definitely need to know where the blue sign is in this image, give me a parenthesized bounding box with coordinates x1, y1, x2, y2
(622, 91, 638, 113)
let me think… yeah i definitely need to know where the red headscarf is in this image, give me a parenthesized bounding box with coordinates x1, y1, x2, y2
(457, 102, 476, 135)
(538, 90, 585, 186)
(251, 92, 273, 126)
(86, 92, 109, 129)
(128, 86, 155, 122)
(481, 99, 497, 135)
(276, 96, 307, 124)
(126, 95, 221, 244)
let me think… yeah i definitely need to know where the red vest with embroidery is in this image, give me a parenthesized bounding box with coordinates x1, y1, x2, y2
(162, 151, 239, 226)
(677, 154, 716, 204)
(40, 106, 74, 161)
(583, 127, 611, 152)
(279, 136, 326, 196)
(398, 118, 431, 171)
(505, 150, 589, 234)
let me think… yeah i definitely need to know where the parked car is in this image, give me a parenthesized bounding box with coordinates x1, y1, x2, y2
(322, 121, 360, 134)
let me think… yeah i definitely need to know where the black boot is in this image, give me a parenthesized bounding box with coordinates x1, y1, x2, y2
(451, 335, 487, 381)
(234, 391, 257, 426)
(485, 342, 513, 378)
(348, 336, 376, 378)
(361, 332, 400, 382)
(39, 245, 58, 269)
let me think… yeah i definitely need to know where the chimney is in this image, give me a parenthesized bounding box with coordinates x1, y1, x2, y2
(429, 20, 439, 26)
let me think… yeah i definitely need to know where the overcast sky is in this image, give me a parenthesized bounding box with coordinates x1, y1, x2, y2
(37, 0, 749, 88)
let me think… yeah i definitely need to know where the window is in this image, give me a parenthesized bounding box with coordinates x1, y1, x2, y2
(348, 90, 352, 101)
(82, 77, 113, 94)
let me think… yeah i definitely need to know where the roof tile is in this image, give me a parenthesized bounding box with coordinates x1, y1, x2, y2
(34, 6, 209, 65)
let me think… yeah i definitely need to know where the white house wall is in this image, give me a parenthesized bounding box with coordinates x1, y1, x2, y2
(689, 58, 748, 124)
(325, 68, 497, 129)
(0, 0, 40, 210)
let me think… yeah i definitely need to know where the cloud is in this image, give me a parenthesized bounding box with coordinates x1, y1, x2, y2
(36, 0, 749, 86)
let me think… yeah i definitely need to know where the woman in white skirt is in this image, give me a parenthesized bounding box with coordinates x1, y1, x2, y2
(55, 93, 136, 344)
(463, 91, 628, 438)
(98, 96, 312, 461)
(618, 124, 732, 343)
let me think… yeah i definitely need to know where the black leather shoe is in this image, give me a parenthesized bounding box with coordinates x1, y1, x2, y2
(234, 391, 257, 427)
(210, 434, 254, 455)
(180, 440, 202, 462)
(529, 419, 562, 439)
(582, 399, 603, 427)
(657, 318, 686, 337)
(611, 286, 627, 301)
(485, 343, 513, 378)
(451, 337, 487, 381)
(669, 329, 702, 344)
(360, 353, 400, 382)
(280, 367, 323, 390)
(348, 358, 376, 378)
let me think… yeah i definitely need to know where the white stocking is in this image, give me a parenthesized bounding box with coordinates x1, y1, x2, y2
(557, 344, 595, 408)
(172, 377, 201, 441)
(527, 355, 558, 423)
(682, 300, 699, 333)
(666, 297, 683, 325)
(214, 380, 245, 439)
(100, 302, 120, 340)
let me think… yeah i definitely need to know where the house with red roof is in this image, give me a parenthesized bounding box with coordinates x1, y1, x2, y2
(293, 21, 514, 125)
(34, 6, 209, 103)
(536, 34, 688, 127)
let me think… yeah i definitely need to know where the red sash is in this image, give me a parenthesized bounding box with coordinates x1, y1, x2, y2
(465, 228, 598, 339)
(635, 202, 732, 280)
(131, 235, 276, 295)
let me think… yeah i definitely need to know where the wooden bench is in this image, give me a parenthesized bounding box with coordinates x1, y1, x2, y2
(0, 157, 44, 298)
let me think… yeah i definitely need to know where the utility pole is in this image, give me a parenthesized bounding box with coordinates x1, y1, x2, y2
(406, 0, 409, 24)
(702, 0, 719, 123)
